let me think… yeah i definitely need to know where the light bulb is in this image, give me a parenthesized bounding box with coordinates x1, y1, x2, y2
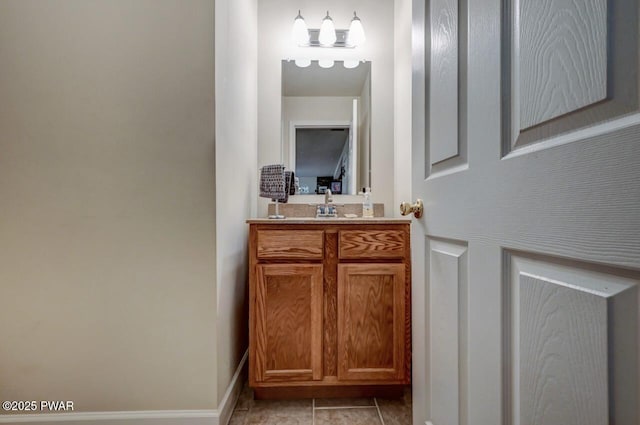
(318, 11, 337, 46)
(318, 59, 335, 68)
(294, 58, 311, 68)
(346, 12, 366, 46)
(292, 10, 309, 45)
(343, 59, 360, 69)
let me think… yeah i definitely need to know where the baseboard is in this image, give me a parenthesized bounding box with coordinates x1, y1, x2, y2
(0, 350, 248, 425)
(0, 410, 218, 425)
(216, 349, 248, 425)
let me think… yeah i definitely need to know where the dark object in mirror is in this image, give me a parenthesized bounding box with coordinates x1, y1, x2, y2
(316, 176, 333, 194)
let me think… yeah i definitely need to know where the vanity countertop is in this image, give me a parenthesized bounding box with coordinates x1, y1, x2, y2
(246, 217, 411, 224)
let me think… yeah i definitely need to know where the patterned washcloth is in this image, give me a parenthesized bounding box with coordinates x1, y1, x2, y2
(272, 171, 294, 203)
(260, 164, 286, 200)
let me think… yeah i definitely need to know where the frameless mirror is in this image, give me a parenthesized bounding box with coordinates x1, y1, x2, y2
(281, 60, 371, 195)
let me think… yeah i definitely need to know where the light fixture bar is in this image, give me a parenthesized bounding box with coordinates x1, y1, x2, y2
(306, 29, 352, 48)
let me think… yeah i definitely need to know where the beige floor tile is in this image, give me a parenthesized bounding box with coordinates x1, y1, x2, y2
(403, 386, 412, 407)
(235, 383, 254, 410)
(229, 385, 412, 425)
(229, 409, 248, 425)
(314, 398, 375, 408)
(245, 399, 312, 425)
(376, 398, 412, 425)
(314, 407, 382, 425)
(245, 412, 312, 425)
(250, 399, 312, 412)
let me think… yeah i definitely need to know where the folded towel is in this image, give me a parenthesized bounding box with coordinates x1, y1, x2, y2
(260, 164, 286, 199)
(272, 171, 294, 203)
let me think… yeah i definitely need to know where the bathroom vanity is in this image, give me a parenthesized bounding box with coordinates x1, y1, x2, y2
(247, 218, 411, 399)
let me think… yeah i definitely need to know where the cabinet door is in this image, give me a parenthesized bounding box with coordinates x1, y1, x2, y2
(337, 263, 406, 381)
(254, 264, 323, 382)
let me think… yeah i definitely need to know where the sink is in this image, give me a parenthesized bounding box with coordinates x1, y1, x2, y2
(315, 213, 339, 218)
(267, 202, 384, 218)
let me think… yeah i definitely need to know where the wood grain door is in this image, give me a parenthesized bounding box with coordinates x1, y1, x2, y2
(337, 263, 406, 381)
(411, 0, 640, 424)
(254, 264, 323, 382)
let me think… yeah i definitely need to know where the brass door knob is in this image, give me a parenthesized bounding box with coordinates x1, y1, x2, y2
(400, 199, 424, 218)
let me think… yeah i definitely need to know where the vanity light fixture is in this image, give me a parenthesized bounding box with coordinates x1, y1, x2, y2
(318, 11, 337, 46)
(292, 10, 310, 46)
(292, 10, 365, 48)
(346, 12, 366, 46)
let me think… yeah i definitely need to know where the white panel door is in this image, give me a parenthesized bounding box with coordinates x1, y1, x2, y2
(410, 0, 640, 425)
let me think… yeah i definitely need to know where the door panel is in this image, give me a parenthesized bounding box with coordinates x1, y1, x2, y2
(429, 239, 469, 425)
(430, 0, 459, 164)
(255, 264, 323, 382)
(506, 254, 638, 425)
(411, 0, 640, 423)
(503, 0, 639, 151)
(337, 263, 406, 381)
(428, 0, 469, 176)
(520, 0, 607, 128)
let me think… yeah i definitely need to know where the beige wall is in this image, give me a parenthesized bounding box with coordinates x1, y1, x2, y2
(258, 0, 395, 217)
(0, 0, 218, 412)
(394, 0, 412, 216)
(215, 0, 258, 406)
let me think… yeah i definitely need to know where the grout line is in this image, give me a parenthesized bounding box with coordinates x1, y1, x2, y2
(374, 398, 386, 425)
(314, 406, 378, 410)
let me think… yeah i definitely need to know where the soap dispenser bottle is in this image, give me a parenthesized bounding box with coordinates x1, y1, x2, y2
(362, 187, 374, 218)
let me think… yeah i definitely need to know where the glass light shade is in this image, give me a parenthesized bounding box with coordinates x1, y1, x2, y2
(343, 59, 360, 69)
(318, 11, 337, 46)
(292, 11, 310, 45)
(294, 58, 312, 68)
(346, 12, 366, 46)
(318, 59, 335, 68)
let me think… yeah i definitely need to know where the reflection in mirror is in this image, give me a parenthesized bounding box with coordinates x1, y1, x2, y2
(296, 127, 349, 194)
(282, 60, 371, 195)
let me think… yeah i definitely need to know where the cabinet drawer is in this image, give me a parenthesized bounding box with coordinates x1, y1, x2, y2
(257, 230, 324, 260)
(339, 230, 406, 259)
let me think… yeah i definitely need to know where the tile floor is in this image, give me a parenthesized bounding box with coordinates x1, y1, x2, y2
(229, 384, 412, 425)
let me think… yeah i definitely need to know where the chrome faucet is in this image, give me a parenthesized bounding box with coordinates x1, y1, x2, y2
(324, 188, 333, 205)
(316, 189, 337, 217)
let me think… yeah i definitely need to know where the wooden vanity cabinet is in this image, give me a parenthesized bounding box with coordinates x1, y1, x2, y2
(337, 263, 406, 382)
(254, 263, 324, 382)
(248, 220, 411, 398)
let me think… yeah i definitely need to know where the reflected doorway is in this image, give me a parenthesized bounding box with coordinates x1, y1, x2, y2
(294, 126, 351, 195)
